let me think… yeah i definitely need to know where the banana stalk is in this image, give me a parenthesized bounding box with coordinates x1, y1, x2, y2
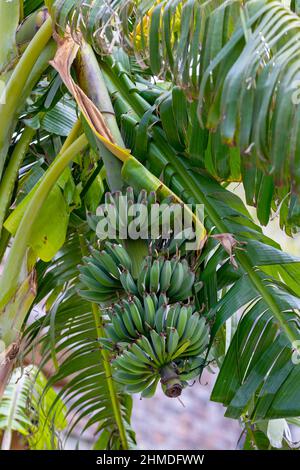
(75, 42, 124, 191)
(0, 17, 53, 179)
(0, 126, 36, 236)
(160, 365, 183, 398)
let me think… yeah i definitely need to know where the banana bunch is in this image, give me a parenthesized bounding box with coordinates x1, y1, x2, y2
(137, 256, 195, 301)
(106, 300, 209, 397)
(78, 185, 210, 399)
(95, 186, 193, 256)
(96, 187, 161, 240)
(78, 242, 132, 303)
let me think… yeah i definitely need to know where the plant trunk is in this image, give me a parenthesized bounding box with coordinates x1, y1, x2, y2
(75, 42, 124, 191)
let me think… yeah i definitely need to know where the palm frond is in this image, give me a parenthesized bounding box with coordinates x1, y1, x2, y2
(0, 365, 67, 450)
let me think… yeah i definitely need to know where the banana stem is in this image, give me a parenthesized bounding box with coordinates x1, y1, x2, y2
(0, 121, 86, 308)
(0, 16, 53, 178)
(78, 233, 129, 450)
(0, 126, 36, 236)
(75, 42, 124, 191)
(160, 365, 183, 398)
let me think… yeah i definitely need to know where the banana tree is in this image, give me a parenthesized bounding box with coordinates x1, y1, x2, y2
(0, 0, 300, 450)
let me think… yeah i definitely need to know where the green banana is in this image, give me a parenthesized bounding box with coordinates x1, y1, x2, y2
(173, 270, 195, 301)
(159, 259, 172, 292)
(78, 273, 102, 290)
(111, 312, 130, 341)
(154, 304, 167, 334)
(106, 242, 132, 271)
(121, 302, 137, 337)
(114, 370, 151, 385)
(138, 336, 160, 366)
(130, 343, 153, 365)
(79, 185, 214, 400)
(175, 306, 189, 339)
(122, 349, 152, 370)
(78, 290, 115, 303)
(132, 296, 144, 321)
(124, 378, 155, 394)
(171, 340, 191, 360)
(119, 269, 138, 295)
(168, 261, 184, 297)
(141, 377, 160, 398)
(86, 262, 119, 288)
(104, 325, 121, 343)
(91, 248, 120, 279)
(180, 313, 201, 344)
(150, 330, 165, 364)
(167, 327, 180, 359)
(144, 294, 156, 328)
(114, 354, 149, 374)
(149, 259, 160, 293)
(129, 299, 144, 333)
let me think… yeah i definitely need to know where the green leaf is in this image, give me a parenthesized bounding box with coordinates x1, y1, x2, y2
(4, 184, 69, 261)
(41, 99, 77, 136)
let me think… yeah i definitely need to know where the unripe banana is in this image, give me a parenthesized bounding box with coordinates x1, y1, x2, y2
(106, 242, 132, 271)
(159, 259, 172, 292)
(168, 262, 184, 297)
(130, 343, 152, 365)
(129, 299, 144, 334)
(91, 248, 120, 279)
(172, 260, 195, 301)
(119, 269, 138, 295)
(150, 330, 165, 364)
(175, 306, 189, 339)
(80, 186, 212, 400)
(121, 302, 137, 337)
(144, 294, 156, 328)
(154, 303, 167, 334)
(138, 336, 160, 365)
(78, 289, 115, 303)
(86, 262, 119, 288)
(111, 312, 130, 341)
(141, 377, 160, 398)
(150, 259, 160, 293)
(167, 327, 180, 359)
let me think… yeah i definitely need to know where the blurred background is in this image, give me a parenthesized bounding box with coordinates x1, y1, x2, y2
(131, 369, 241, 450)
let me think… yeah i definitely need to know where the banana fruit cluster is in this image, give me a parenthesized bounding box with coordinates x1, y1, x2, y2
(94, 186, 194, 256)
(96, 187, 163, 239)
(137, 256, 195, 301)
(79, 245, 195, 304)
(109, 301, 209, 397)
(78, 242, 131, 303)
(78, 187, 210, 398)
